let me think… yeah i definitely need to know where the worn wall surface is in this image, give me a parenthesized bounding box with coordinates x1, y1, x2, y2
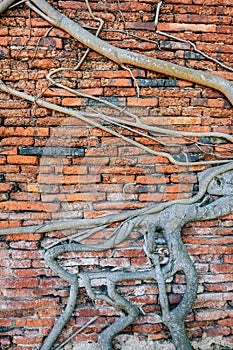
(0, 0, 233, 349)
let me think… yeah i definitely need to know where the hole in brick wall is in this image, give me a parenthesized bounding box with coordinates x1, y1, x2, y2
(0, 173, 5, 182)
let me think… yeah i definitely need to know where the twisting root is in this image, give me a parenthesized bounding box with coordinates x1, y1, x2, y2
(40, 249, 79, 350)
(39, 188, 233, 349)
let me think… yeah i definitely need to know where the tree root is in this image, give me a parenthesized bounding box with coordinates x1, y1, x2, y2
(40, 184, 233, 349)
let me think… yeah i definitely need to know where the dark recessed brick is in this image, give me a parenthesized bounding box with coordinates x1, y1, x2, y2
(18, 146, 84, 157)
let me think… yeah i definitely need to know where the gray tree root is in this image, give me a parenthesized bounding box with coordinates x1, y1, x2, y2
(167, 321, 192, 350)
(39, 170, 233, 349)
(40, 251, 79, 350)
(0, 0, 15, 13)
(98, 279, 140, 350)
(28, 0, 233, 105)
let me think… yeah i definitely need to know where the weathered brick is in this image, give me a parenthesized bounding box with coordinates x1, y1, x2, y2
(1, 137, 34, 146)
(210, 264, 233, 273)
(0, 201, 59, 212)
(61, 97, 83, 106)
(7, 155, 38, 165)
(224, 255, 233, 263)
(38, 174, 101, 184)
(0, 183, 15, 192)
(0, 127, 49, 137)
(42, 192, 106, 202)
(19, 146, 84, 157)
(157, 23, 216, 32)
(127, 97, 158, 106)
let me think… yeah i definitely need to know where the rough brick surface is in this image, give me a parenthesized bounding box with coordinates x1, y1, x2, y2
(0, 0, 233, 349)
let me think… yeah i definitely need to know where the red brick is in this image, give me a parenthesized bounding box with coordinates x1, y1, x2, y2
(0, 28, 8, 36)
(205, 327, 231, 337)
(10, 192, 40, 201)
(210, 264, 233, 273)
(58, 166, 88, 175)
(41, 192, 106, 202)
(201, 274, 233, 284)
(101, 78, 131, 87)
(15, 318, 54, 328)
(102, 175, 135, 184)
(0, 319, 11, 327)
(157, 23, 216, 32)
(38, 174, 101, 184)
(127, 97, 158, 106)
(0, 36, 9, 46)
(104, 87, 135, 97)
(12, 336, 43, 345)
(93, 201, 144, 211)
(0, 201, 59, 212)
(0, 127, 49, 137)
(62, 97, 83, 106)
(0, 183, 14, 192)
(224, 255, 233, 263)
(218, 318, 233, 327)
(7, 155, 38, 165)
(0, 278, 38, 289)
(0, 156, 6, 165)
(1, 137, 34, 146)
(133, 324, 162, 333)
(195, 310, 231, 321)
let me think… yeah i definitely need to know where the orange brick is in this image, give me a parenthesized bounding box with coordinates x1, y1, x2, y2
(11, 336, 43, 345)
(0, 183, 14, 192)
(26, 184, 40, 192)
(0, 201, 59, 212)
(62, 97, 83, 106)
(0, 156, 6, 165)
(41, 192, 106, 202)
(0, 28, 8, 36)
(218, 318, 233, 327)
(1, 137, 34, 146)
(0, 127, 49, 137)
(0, 319, 11, 327)
(159, 97, 190, 107)
(38, 174, 101, 184)
(0, 36, 9, 46)
(7, 155, 38, 165)
(157, 23, 216, 32)
(127, 97, 158, 106)
(225, 255, 233, 263)
(137, 175, 168, 184)
(101, 78, 131, 87)
(0, 220, 21, 229)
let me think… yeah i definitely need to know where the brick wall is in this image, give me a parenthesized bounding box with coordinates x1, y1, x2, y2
(0, 0, 233, 349)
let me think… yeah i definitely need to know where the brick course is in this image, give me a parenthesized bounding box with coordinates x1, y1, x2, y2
(0, 0, 233, 348)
